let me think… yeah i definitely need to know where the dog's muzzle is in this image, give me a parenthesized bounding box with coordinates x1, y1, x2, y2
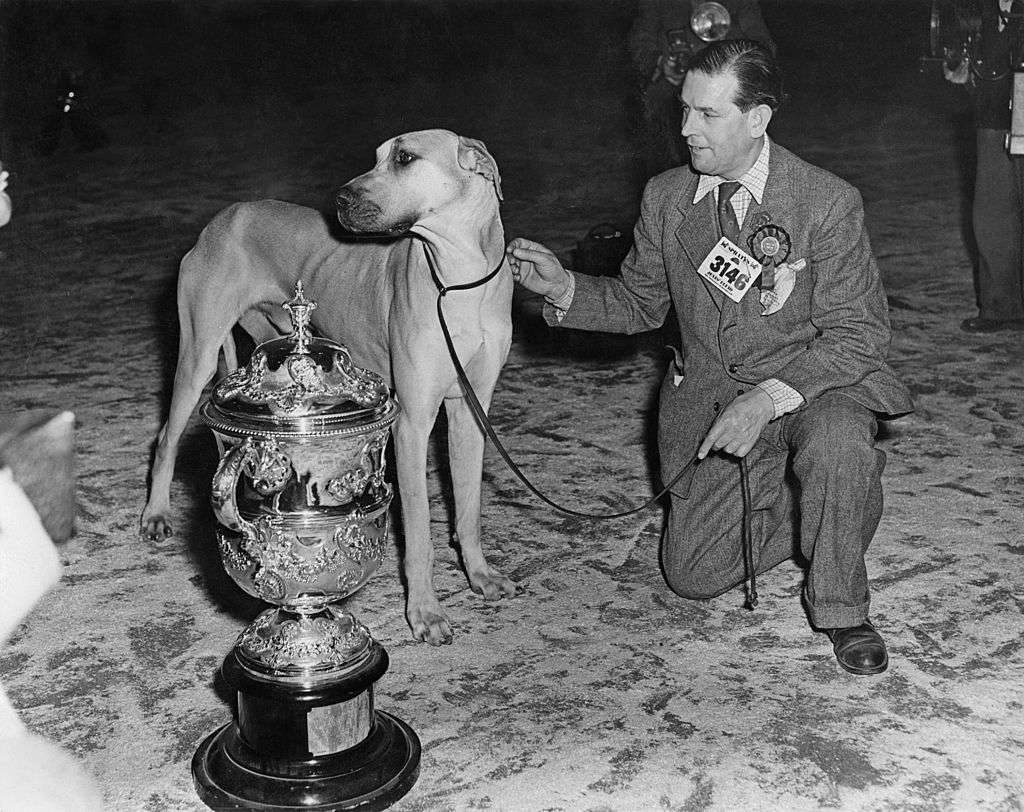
(334, 188, 411, 236)
(334, 187, 376, 229)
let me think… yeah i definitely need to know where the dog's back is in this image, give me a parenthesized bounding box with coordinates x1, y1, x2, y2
(185, 199, 400, 384)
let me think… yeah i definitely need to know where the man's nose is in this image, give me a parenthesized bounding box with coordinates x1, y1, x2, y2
(679, 108, 695, 137)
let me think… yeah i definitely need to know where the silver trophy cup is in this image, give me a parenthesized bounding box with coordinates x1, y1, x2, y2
(192, 283, 419, 811)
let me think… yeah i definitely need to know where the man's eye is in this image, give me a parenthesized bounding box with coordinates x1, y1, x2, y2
(395, 150, 415, 165)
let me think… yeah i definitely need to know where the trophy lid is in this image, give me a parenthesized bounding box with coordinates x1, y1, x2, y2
(202, 282, 395, 434)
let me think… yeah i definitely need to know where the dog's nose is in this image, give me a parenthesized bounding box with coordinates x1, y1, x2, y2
(334, 187, 354, 208)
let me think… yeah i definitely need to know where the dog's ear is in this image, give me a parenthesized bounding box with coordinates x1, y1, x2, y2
(457, 136, 503, 202)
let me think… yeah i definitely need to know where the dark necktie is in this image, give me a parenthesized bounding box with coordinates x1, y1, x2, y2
(717, 181, 766, 290)
(717, 181, 742, 242)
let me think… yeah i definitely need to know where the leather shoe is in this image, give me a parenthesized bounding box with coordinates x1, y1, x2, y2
(826, 621, 888, 675)
(960, 316, 1024, 333)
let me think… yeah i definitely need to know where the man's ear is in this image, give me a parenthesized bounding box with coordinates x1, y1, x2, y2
(748, 104, 774, 138)
(457, 136, 503, 201)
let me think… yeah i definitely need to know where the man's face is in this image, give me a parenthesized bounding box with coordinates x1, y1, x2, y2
(679, 69, 764, 179)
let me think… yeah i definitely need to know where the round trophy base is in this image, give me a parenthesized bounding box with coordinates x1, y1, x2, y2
(192, 644, 419, 811)
(192, 710, 420, 811)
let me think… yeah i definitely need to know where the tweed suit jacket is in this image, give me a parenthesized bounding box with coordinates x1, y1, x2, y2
(554, 141, 913, 493)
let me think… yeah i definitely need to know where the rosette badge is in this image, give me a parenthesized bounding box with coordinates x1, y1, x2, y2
(748, 222, 792, 290)
(749, 223, 791, 266)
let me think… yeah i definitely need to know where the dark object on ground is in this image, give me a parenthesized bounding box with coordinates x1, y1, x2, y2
(960, 316, 1024, 333)
(0, 411, 75, 542)
(572, 223, 634, 277)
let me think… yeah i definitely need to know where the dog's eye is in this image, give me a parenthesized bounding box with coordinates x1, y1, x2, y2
(395, 150, 415, 166)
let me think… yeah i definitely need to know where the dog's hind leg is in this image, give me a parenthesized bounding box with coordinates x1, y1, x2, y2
(140, 256, 246, 541)
(444, 390, 517, 601)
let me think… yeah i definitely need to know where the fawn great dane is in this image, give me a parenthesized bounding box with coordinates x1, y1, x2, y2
(141, 129, 516, 645)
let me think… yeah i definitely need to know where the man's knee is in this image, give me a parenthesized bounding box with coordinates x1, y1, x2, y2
(660, 522, 736, 600)
(792, 396, 879, 477)
(662, 565, 724, 601)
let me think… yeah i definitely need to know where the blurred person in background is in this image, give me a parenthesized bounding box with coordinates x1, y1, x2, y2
(0, 165, 10, 227)
(630, 0, 775, 176)
(944, 0, 1024, 332)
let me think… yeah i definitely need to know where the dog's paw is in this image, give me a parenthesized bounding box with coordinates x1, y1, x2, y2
(468, 567, 518, 601)
(140, 514, 174, 543)
(408, 603, 455, 646)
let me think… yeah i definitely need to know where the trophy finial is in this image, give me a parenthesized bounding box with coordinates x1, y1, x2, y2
(283, 281, 317, 354)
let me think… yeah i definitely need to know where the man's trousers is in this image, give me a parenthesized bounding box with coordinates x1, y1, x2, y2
(660, 391, 886, 629)
(974, 128, 1024, 321)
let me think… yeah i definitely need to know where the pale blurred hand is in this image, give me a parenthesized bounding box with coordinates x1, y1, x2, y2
(658, 54, 687, 86)
(0, 169, 8, 194)
(698, 388, 775, 459)
(505, 237, 572, 300)
(942, 53, 970, 85)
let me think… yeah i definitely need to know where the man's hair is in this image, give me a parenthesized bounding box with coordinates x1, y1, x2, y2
(688, 39, 784, 112)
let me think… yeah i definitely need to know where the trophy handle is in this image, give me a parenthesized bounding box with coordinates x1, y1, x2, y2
(211, 437, 256, 534)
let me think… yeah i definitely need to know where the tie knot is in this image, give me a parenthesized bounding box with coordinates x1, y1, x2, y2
(718, 181, 741, 208)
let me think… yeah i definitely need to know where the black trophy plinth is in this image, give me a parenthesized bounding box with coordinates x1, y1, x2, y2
(192, 642, 420, 811)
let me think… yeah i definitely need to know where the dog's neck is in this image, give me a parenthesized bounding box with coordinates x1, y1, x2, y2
(410, 199, 504, 286)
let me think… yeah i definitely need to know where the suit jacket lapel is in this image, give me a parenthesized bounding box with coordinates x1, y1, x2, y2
(674, 178, 725, 312)
(741, 145, 796, 250)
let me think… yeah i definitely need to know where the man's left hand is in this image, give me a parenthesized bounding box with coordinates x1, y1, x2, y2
(698, 389, 775, 459)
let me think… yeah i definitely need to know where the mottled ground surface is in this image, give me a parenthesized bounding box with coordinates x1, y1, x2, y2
(1, 1, 1022, 810)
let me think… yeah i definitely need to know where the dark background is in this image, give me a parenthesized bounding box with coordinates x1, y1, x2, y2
(0, 0, 957, 197)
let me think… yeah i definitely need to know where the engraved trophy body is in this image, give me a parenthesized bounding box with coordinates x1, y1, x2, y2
(192, 283, 419, 811)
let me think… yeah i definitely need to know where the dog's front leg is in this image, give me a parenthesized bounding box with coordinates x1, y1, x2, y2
(444, 393, 517, 601)
(393, 405, 453, 646)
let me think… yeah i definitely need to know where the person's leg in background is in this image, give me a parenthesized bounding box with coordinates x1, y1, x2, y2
(964, 127, 1024, 331)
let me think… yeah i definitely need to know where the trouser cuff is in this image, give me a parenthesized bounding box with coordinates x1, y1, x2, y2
(805, 597, 869, 630)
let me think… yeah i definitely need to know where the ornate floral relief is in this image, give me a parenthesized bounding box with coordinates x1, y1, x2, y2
(286, 354, 325, 393)
(364, 430, 390, 488)
(253, 568, 286, 602)
(336, 569, 360, 593)
(326, 468, 370, 503)
(241, 515, 365, 591)
(330, 348, 390, 407)
(212, 344, 388, 417)
(335, 521, 386, 565)
(242, 439, 292, 494)
(214, 353, 270, 403)
(237, 609, 371, 669)
(217, 531, 255, 572)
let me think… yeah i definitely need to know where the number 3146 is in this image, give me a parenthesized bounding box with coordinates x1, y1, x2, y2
(709, 254, 750, 290)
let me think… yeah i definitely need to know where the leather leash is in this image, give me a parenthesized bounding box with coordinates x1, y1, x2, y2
(423, 243, 699, 520)
(423, 243, 757, 608)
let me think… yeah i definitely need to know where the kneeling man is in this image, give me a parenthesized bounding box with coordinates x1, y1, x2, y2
(508, 39, 912, 675)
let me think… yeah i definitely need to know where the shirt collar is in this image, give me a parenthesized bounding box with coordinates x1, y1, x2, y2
(693, 136, 771, 205)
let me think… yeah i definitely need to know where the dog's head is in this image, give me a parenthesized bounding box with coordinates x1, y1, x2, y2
(335, 129, 502, 236)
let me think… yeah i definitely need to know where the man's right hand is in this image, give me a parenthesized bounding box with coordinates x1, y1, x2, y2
(506, 238, 573, 300)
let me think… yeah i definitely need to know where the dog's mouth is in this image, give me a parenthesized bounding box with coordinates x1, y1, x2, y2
(335, 191, 412, 237)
